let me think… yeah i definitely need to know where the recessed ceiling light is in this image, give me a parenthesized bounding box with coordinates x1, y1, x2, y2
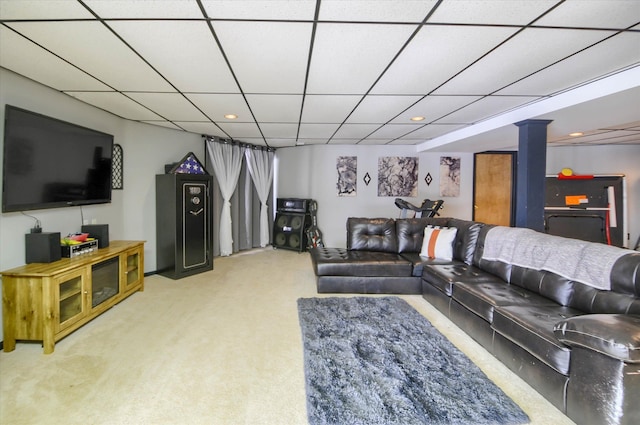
(569, 132, 583, 137)
(224, 114, 238, 120)
(410, 116, 425, 121)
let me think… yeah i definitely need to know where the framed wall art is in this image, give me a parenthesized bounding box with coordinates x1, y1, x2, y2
(337, 156, 357, 196)
(378, 156, 418, 197)
(440, 156, 461, 197)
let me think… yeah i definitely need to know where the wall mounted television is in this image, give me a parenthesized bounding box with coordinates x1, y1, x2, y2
(2, 105, 114, 213)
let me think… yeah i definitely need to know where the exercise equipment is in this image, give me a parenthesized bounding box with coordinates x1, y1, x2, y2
(395, 198, 444, 218)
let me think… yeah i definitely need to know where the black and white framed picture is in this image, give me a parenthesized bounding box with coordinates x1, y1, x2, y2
(440, 156, 461, 197)
(337, 156, 357, 196)
(378, 156, 418, 197)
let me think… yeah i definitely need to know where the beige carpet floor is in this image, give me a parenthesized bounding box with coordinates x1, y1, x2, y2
(0, 248, 575, 425)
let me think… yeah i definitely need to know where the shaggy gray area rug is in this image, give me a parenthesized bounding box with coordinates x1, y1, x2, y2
(297, 296, 530, 425)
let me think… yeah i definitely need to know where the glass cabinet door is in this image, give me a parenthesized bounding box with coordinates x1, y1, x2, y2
(55, 268, 89, 331)
(123, 247, 143, 292)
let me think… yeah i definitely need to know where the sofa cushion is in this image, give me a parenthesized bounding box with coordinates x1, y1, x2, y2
(447, 218, 483, 265)
(452, 281, 556, 323)
(554, 314, 640, 363)
(310, 247, 411, 277)
(422, 263, 499, 296)
(420, 226, 457, 260)
(400, 252, 453, 277)
(396, 218, 448, 253)
(493, 304, 584, 375)
(610, 253, 640, 296)
(347, 217, 398, 253)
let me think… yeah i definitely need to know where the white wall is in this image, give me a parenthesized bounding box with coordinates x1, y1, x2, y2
(546, 144, 640, 248)
(0, 69, 204, 342)
(276, 142, 640, 249)
(276, 144, 474, 247)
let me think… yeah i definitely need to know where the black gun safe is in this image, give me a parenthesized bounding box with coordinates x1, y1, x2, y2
(156, 173, 214, 279)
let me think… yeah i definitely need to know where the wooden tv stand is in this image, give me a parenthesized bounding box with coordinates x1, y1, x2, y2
(1, 240, 144, 354)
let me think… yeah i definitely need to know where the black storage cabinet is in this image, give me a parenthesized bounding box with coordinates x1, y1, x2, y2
(156, 174, 214, 279)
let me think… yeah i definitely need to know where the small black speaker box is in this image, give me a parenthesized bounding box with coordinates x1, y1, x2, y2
(25, 232, 61, 264)
(81, 224, 109, 248)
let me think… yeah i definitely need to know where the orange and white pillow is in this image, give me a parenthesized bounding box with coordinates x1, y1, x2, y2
(420, 226, 458, 260)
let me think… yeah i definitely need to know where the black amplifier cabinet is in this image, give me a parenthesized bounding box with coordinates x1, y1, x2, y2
(276, 198, 311, 214)
(273, 212, 311, 252)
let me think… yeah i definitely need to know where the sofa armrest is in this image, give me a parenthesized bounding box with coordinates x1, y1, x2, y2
(553, 314, 640, 363)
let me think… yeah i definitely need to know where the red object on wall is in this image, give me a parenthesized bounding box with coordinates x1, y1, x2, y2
(557, 173, 594, 180)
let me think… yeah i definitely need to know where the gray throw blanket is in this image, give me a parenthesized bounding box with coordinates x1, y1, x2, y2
(482, 226, 628, 290)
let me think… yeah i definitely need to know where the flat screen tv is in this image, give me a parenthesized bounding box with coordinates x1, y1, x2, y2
(2, 105, 114, 212)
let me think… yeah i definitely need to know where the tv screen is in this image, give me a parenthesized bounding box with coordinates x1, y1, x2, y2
(2, 105, 114, 212)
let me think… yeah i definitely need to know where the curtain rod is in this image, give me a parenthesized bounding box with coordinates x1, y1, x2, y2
(202, 135, 276, 152)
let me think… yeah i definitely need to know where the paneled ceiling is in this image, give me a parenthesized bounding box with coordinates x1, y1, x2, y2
(1, 0, 639, 151)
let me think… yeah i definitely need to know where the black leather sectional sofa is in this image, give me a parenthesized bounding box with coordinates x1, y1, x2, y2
(309, 217, 640, 425)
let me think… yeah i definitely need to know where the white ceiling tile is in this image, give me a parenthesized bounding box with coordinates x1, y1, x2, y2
(239, 138, 269, 146)
(213, 21, 312, 93)
(601, 121, 640, 131)
(83, 0, 204, 18)
(535, 0, 640, 29)
(63, 91, 163, 120)
(259, 123, 299, 139)
(108, 21, 239, 93)
(332, 124, 382, 139)
(435, 96, 539, 124)
(428, 0, 558, 25)
(174, 121, 227, 137)
(201, 0, 316, 20)
(346, 95, 423, 123)
(497, 33, 640, 96)
(0, 0, 93, 19)
(301, 95, 362, 122)
(307, 23, 416, 94)
(433, 28, 611, 95)
(245, 95, 303, 122)
(550, 130, 640, 144)
(139, 121, 184, 131)
(298, 123, 341, 139)
(367, 124, 423, 139)
(216, 122, 263, 138)
(371, 25, 518, 95)
(326, 138, 362, 145)
(356, 139, 394, 145)
(295, 138, 333, 145)
(8, 21, 174, 92)
(390, 96, 482, 123)
(0, 27, 111, 91)
(319, 0, 438, 22)
(264, 138, 296, 148)
(186, 93, 252, 122)
(398, 123, 467, 139)
(126, 92, 208, 121)
(388, 139, 421, 145)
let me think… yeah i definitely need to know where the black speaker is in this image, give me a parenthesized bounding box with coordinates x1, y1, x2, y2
(276, 198, 310, 214)
(25, 232, 61, 264)
(273, 213, 310, 252)
(81, 224, 110, 248)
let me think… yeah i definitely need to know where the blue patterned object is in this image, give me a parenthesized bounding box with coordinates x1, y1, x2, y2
(169, 152, 207, 174)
